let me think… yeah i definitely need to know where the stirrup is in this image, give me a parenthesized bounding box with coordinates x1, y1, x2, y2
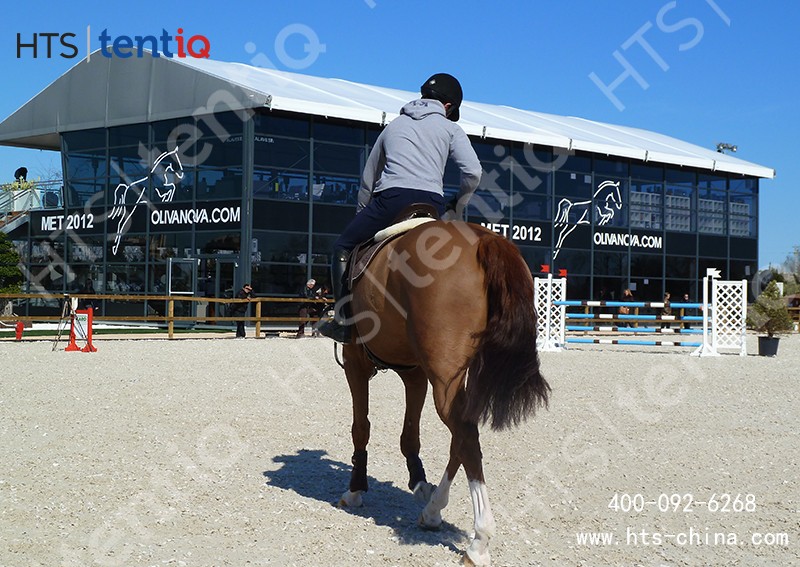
(315, 313, 352, 344)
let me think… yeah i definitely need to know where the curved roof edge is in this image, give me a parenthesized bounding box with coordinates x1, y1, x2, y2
(0, 51, 776, 179)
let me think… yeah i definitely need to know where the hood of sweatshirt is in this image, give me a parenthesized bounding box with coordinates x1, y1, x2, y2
(399, 99, 446, 120)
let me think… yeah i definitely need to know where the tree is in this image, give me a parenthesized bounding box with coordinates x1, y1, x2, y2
(0, 232, 23, 294)
(747, 280, 793, 338)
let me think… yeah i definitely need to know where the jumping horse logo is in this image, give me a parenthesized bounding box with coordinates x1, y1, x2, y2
(108, 148, 184, 255)
(552, 180, 622, 259)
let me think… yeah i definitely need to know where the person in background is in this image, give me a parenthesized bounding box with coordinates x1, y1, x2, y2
(619, 288, 635, 327)
(297, 279, 319, 338)
(230, 283, 253, 338)
(661, 291, 672, 329)
(78, 279, 96, 312)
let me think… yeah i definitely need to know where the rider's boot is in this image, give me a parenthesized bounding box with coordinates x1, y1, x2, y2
(316, 248, 353, 343)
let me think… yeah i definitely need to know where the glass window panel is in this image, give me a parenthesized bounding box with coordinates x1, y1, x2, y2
(66, 151, 108, 180)
(30, 239, 64, 264)
(510, 143, 554, 173)
(555, 170, 593, 198)
(312, 120, 364, 145)
(561, 152, 591, 173)
(253, 171, 310, 202)
(665, 168, 696, 185)
(152, 118, 193, 143)
(252, 231, 309, 263)
(109, 146, 149, 180)
(698, 188, 725, 235)
(25, 265, 66, 293)
(564, 275, 590, 301)
(312, 174, 359, 205)
(192, 136, 243, 168)
(553, 248, 591, 275)
(631, 162, 664, 182)
(64, 180, 106, 208)
(109, 124, 148, 147)
(594, 277, 627, 301)
(195, 232, 241, 255)
(664, 184, 694, 232)
(313, 142, 364, 175)
(593, 251, 628, 276)
(698, 173, 727, 190)
(665, 255, 696, 279)
(254, 136, 309, 170)
(467, 188, 511, 225)
(67, 235, 105, 264)
(197, 167, 242, 199)
(594, 158, 628, 177)
(249, 263, 311, 296)
(665, 279, 696, 303)
(253, 200, 310, 232)
(516, 246, 550, 273)
(629, 180, 662, 230)
(630, 253, 663, 277)
(107, 234, 146, 263)
(149, 232, 194, 259)
(729, 259, 756, 281)
(473, 141, 507, 165)
(367, 126, 383, 146)
(106, 263, 147, 293)
(255, 112, 310, 138)
(729, 177, 758, 193)
(194, 111, 245, 140)
(311, 234, 338, 265)
(513, 192, 551, 221)
(63, 129, 105, 152)
(699, 258, 727, 279)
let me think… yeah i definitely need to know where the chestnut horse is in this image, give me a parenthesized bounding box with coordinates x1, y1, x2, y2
(337, 220, 550, 566)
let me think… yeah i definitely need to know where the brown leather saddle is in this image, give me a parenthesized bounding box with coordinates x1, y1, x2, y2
(346, 203, 439, 289)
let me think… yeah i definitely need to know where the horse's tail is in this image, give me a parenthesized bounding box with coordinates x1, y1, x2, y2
(462, 231, 550, 431)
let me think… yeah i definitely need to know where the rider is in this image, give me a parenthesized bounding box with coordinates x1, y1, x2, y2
(316, 73, 482, 343)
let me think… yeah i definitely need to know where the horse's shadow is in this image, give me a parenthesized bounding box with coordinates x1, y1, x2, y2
(262, 449, 468, 550)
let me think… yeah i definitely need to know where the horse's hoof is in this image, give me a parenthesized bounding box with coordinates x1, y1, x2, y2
(412, 481, 436, 505)
(338, 490, 363, 508)
(463, 546, 491, 566)
(417, 510, 442, 531)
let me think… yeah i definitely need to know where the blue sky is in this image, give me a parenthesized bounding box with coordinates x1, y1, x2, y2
(1, 1, 796, 269)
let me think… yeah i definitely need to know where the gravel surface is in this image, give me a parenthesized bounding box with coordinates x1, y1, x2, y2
(1, 334, 798, 566)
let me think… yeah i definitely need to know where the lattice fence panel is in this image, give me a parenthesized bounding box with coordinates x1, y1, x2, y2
(712, 279, 747, 354)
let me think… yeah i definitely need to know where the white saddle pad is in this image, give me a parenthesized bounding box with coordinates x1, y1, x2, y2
(374, 217, 435, 243)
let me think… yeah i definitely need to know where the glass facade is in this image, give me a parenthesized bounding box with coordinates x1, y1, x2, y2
(8, 108, 760, 316)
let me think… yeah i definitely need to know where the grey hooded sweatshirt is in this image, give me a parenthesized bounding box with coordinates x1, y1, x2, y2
(357, 98, 482, 211)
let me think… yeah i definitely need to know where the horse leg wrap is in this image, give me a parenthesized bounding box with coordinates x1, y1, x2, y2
(406, 454, 427, 491)
(350, 449, 368, 493)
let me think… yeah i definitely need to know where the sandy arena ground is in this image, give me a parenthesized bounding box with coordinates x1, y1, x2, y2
(1, 333, 798, 566)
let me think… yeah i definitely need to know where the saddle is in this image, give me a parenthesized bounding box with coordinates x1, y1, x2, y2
(346, 203, 438, 288)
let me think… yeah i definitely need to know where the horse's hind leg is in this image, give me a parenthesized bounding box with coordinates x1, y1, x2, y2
(421, 381, 496, 566)
(339, 344, 375, 508)
(398, 368, 436, 504)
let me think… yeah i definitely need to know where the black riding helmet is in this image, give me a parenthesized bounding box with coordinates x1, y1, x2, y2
(420, 73, 463, 122)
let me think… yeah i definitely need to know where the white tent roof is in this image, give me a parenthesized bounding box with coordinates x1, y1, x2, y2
(0, 51, 775, 179)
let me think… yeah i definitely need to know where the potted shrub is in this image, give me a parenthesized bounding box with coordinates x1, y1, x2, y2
(747, 281, 793, 356)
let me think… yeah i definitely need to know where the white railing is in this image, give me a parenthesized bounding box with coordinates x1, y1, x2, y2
(0, 180, 63, 215)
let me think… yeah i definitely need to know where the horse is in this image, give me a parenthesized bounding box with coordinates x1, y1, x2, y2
(552, 179, 622, 259)
(108, 147, 184, 255)
(337, 219, 550, 566)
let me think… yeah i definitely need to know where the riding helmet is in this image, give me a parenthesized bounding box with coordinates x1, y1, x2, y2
(420, 73, 463, 122)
